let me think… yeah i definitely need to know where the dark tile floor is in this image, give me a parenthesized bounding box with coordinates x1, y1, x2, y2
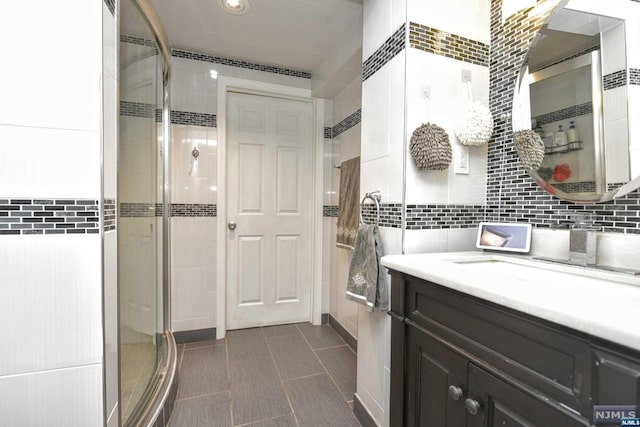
(169, 323, 361, 427)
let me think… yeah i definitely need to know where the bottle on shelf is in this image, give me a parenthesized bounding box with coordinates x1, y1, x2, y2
(567, 121, 579, 143)
(554, 124, 567, 147)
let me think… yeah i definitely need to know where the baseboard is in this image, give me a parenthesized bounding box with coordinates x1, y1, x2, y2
(328, 314, 357, 353)
(321, 313, 329, 324)
(173, 327, 217, 344)
(353, 393, 378, 427)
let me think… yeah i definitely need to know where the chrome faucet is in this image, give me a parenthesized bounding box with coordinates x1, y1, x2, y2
(568, 214, 597, 266)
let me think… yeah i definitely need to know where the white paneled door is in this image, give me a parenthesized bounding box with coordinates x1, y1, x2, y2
(226, 92, 314, 329)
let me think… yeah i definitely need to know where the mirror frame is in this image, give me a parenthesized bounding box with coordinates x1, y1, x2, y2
(512, 0, 634, 203)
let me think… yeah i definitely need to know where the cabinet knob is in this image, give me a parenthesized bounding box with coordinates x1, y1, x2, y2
(227, 221, 237, 230)
(464, 398, 481, 416)
(448, 385, 463, 401)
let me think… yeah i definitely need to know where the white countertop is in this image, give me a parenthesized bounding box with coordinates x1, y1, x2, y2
(381, 251, 640, 352)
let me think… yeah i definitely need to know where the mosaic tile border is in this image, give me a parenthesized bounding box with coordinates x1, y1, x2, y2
(363, 24, 406, 82)
(0, 199, 100, 235)
(120, 35, 156, 47)
(324, 127, 333, 139)
(104, 199, 116, 232)
(485, 0, 640, 234)
(172, 49, 311, 79)
(361, 203, 403, 228)
(120, 102, 218, 128)
(119, 203, 218, 218)
(533, 101, 592, 126)
(121, 36, 312, 79)
(171, 111, 217, 127)
(603, 69, 627, 91)
(170, 204, 217, 217)
(104, 0, 115, 16)
(630, 68, 640, 86)
(120, 203, 162, 218)
(409, 22, 489, 67)
(332, 109, 361, 138)
(323, 205, 338, 218)
(121, 101, 155, 119)
(405, 205, 485, 230)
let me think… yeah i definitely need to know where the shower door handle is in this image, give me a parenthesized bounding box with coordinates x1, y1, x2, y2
(227, 221, 237, 231)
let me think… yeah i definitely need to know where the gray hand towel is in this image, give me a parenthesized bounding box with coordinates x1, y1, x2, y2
(345, 224, 388, 312)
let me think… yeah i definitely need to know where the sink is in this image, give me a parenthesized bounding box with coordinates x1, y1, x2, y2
(446, 254, 640, 287)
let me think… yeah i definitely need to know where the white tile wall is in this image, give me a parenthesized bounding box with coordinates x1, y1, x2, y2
(404, 50, 489, 205)
(0, 234, 102, 376)
(0, 1, 102, 132)
(0, 125, 101, 199)
(601, 23, 627, 75)
(0, 364, 103, 427)
(362, 0, 405, 59)
(407, 0, 491, 44)
(171, 216, 217, 331)
(628, 85, 640, 178)
(327, 75, 363, 339)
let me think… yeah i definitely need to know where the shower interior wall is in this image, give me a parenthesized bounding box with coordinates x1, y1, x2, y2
(0, 1, 118, 425)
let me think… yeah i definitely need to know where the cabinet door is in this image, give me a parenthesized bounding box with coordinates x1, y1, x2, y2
(405, 325, 467, 427)
(466, 364, 590, 427)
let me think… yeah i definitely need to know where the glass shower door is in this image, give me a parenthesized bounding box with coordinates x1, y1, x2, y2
(118, 0, 166, 423)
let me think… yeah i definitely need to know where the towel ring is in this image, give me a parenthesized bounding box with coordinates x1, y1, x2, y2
(360, 191, 382, 225)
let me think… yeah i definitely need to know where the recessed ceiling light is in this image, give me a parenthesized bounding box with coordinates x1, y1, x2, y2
(219, 0, 250, 15)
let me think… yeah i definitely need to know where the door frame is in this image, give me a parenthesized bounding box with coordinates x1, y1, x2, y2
(216, 76, 324, 339)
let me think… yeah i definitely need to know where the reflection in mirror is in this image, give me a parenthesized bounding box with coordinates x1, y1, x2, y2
(512, 0, 639, 203)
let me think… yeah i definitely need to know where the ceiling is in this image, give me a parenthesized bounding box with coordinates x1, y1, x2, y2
(148, 0, 363, 80)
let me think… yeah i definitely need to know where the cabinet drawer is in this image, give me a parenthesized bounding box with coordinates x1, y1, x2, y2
(402, 274, 593, 416)
(467, 364, 590, 427)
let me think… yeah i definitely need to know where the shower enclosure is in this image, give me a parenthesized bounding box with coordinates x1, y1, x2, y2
(119, 0, 175, 425)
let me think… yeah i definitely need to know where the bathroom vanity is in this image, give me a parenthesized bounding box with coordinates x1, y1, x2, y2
(383, 252, 640, 427)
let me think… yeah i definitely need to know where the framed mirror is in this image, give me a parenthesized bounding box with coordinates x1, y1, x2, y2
(512, 0, 639, 203)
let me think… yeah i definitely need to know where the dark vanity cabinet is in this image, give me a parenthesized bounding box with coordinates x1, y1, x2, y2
(388, 270, 640, 427)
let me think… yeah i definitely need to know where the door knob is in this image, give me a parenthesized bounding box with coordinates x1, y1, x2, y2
(464, 398, 481, 416)
(448, 385, 463, 401)
(228, 221, 237, 230)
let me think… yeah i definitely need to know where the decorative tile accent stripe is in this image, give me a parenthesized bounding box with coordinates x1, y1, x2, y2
(324, 127, 333, 139)
(120, 203, 162, 217)
(104, 199, 116, 232)
(120, 101, 155, 118)
(361, 203, 403, 228)
(531, 45, 600, 73)
(323, 205, 338, 217)
(332, 109, 362, 138)
(104, 0, 115, 16)
(553, 181, 596, 194)
(630, 68, 640, 85)
(533, 102, 592, 126)
(120, 102, 218, 128)
(405, 205, 484, 230)
(171, 111, 217, 127)
(170, 204, 217, 217)
(409, 22, 489, 67)
(363, 24, 406, 82)
(603, 69, 627, 90)
(486, 0, 640, 234)
(120, 35, 156, 47)
(172, 49, 312, 79)
(121, 36, 311, 79)
(0, 199, 99, 235)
